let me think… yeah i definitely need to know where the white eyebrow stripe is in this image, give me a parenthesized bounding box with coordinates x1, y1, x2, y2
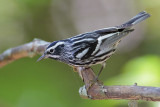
(47, 42, 64, 51)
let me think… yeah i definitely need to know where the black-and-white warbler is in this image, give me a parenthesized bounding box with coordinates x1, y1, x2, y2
(37, 11, 150, 78)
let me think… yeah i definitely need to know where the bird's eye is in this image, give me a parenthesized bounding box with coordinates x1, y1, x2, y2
(50, 49, 54, 53)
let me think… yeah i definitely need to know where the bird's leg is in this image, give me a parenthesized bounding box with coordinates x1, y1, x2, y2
(95, 63, 106, 81)
(73, 66, 84, 81)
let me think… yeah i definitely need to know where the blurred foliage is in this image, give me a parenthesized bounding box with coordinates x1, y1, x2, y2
(0, 0, 160, 107)
(106, 55, 160, 86)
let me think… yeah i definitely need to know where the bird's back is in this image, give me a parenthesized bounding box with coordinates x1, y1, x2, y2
(57, 11, 150, 67)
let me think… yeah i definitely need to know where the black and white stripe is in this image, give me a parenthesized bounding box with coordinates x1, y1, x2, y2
(41, 11, 150, 67)
(66, 27, 133, 66)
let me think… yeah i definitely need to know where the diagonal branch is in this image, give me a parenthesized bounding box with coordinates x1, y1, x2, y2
(0, 38, 160, 101)
(0, 38, 50, 68)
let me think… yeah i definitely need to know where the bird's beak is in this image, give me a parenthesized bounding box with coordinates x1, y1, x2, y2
(37, 53, 47, 62)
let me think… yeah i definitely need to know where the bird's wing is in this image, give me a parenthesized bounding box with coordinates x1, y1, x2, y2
(69, 11, 150, 60)
(69, 26, 132, 60)
(69, 32, 98, 60)
(92, 27, 133, 57)
(92, 11, 150, 57)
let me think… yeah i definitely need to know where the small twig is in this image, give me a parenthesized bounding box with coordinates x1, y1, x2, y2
(134, 83, 138, 86)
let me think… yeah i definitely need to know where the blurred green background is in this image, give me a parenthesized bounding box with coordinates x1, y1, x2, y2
(0, 0, 160, 107)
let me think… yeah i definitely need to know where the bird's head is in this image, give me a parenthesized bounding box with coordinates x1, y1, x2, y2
(37, 41, 65, 62)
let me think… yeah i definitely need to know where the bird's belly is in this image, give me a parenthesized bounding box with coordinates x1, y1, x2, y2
(68, 54, 111, 67)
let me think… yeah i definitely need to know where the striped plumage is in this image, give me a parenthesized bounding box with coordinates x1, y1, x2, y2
(37, 11, 150, 74)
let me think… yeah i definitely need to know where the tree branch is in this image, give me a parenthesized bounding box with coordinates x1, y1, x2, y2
(0, 38, 160, 101)
(0, 39, 50, 68)
(77, 67, 160, 101)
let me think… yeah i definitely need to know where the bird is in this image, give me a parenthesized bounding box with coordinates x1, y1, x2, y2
(37, 11, 150, 79)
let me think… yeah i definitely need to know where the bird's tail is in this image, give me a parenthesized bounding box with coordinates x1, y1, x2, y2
(119, 11, 150, 28)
